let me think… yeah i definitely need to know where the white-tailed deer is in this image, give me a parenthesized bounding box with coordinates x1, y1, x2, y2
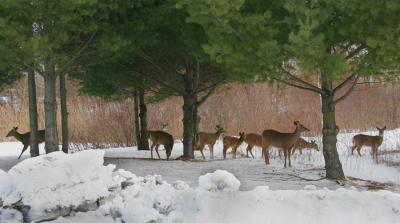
(351, 126, 386, 162)
(6, 127, 45, 159)
(195, 125, 225, 159)
(147, 129, 174, 160)
(244, 133, 262, 159)
(262, 121, 310, 167)
(291, 138, 319, 155)
(223, 132, 245, 159)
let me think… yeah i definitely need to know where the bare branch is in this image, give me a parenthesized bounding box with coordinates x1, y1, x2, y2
(197, 82, 222, 106)
(333, 75, 360, 105)
(281, 68, 324, 94)
(117, 62, 185, 95)
(333, 72, 357, 93)
(59, 32, 97, 75)
(271, 77, 323, 94)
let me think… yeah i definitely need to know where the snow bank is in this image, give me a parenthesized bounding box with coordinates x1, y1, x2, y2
(0, 149, 399, 223)
(0, 150, 127, 222)
(101, 173, 400, 223)
(198, 170, 240, 192)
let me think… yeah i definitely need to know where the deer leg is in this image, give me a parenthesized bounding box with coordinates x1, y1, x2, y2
(263, 146, 270, 165)
(155, 144, 161, 159)
(299, 149, 303, 155)
(18, 145, 29, 159)
(351, 145, 356, 155)
(283, 149, 287, 168)
(223, 145, 228, 159)
(200, 148, 206, 160)
(287, 148, 292, 167)
(291, 148, 296, 155)
(210, 144, 214, 159)
(278, 150, 282, 158)
(373, 147, 378, 163)
(246, 145, 251, 158)
(357, 146, 362, 157)
(150, 144, 155, 159)
(248, 146, 255, 159)
(233, 146, 238, 159)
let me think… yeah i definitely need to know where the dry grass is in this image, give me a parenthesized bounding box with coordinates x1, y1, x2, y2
(1, 76, 399, 149)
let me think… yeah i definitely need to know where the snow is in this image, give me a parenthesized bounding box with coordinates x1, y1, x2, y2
(0, 150, 125, 221)
(0, 208, 23, 223)
(101, 128, 400, 185)
(0, 149, 399, 222)
(198, 170, 240, 192)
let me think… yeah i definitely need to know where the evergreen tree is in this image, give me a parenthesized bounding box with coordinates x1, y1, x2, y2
(180, 0, 400, 179)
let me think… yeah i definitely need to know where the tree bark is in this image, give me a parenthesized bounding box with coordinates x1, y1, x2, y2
(182, 94, 196, 159)
(320, 73, 345, 180)
(60, 73, 69, 153)
(28, 68, 39, 157)
(133, 91, 141, 147)
(182, 65, 196, 159)
(138, 89, 149, 150)
(43, 60, 59, 153)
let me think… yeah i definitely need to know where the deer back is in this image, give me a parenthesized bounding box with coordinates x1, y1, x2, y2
(262, 130, 300, 148)
(245, 133, 262, 147)
(197, 132, 219, 145)
(148, 130, 173, 145)
(353, 134, 383, 147)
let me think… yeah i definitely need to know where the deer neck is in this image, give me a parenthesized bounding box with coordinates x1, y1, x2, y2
(13, 132, 25, 142)
(293, 127, 302, 138)
(215, 130, 222, 138)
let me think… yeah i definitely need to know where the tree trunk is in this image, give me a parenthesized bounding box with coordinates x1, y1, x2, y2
(182, 94, 195, 159)
(60, 73, 69, 153)
(43, 61, 59, 153)
(320, 74, 345, 180)
(133, 91, 141, 147)
(28, 68, 39, 157)
(138, 89, 149, 150)
(182, 64, 197, 159)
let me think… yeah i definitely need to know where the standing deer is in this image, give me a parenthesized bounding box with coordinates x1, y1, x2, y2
(147, 127, 174, 160)
(6, 127, 45, 159)
(244, 133, 262, 159)
(223, 132, 246, 159)
(291, 138, 319, 155)
(195, 125, 225, 159)
(351, 126, 386, 162)
(262, 121, 310, 167)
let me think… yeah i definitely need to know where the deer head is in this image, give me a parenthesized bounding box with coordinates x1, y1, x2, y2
(377, 126, 386, 137)
(294, 121, 310, 132)
(161, 123, 169, 130)
(6, 127, 18, 137)
(239, 132, 246, 141)
(310, 140, 319, 151)
(215, 125, 225, 134)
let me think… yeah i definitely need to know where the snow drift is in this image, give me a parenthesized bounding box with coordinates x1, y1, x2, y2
(0, 150, 399, 223)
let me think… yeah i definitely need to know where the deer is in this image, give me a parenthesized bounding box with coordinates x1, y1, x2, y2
(291, 138, 319, 155)
(195, 125, 225, 159)
(351, 126, 386, 162)
(262, 121, 310, 168)
(244, 133, 262, 159)
(223, 132, 246, 159)
(6, 127, 45, 159)
(147, 124, 174, 160)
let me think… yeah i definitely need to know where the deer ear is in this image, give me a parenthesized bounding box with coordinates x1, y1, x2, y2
(311, 140, 315, 143)
(294, 121, 299, 125)
(383, 126, 387, 130)
(14, 127, 18, 130)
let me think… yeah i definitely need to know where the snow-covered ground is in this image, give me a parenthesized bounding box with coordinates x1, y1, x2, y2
(0, 129, 400, 191)
(1, 150, 400, 223)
